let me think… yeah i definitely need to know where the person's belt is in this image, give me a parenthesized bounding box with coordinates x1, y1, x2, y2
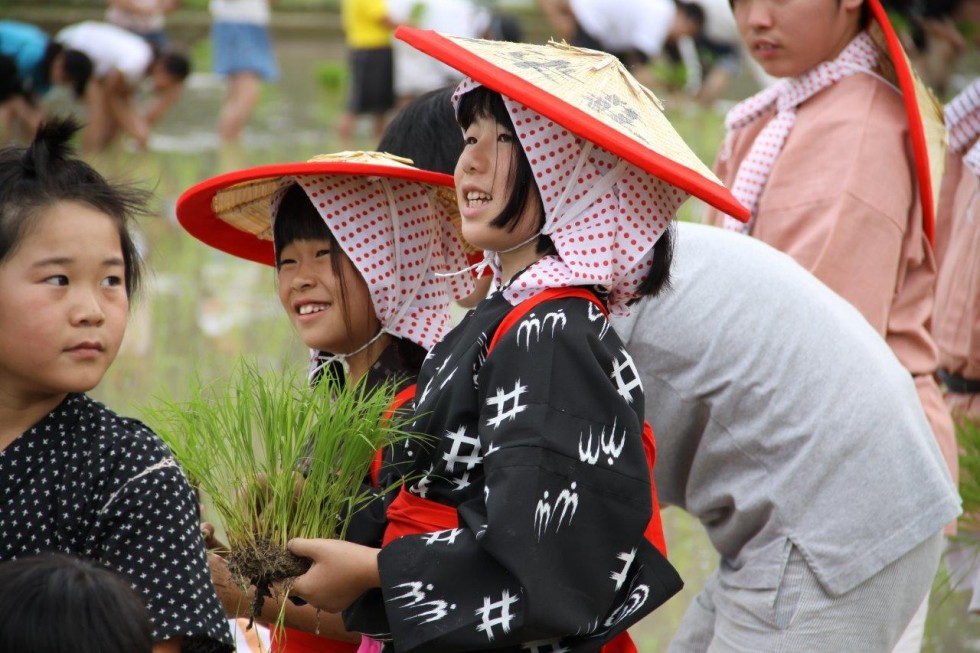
(938, 369, 980, 394)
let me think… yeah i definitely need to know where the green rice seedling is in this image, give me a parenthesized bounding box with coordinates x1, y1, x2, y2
(959, 417, 980, 531)
(144, 359, 416, 624)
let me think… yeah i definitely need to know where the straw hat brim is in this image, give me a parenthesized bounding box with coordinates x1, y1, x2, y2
(868, 0, 945, 245)
(177, 158, 464, 267)
(396, 26, 751, 222)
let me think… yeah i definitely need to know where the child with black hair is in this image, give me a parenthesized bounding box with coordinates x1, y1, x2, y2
(55, 21, 191, 151)
(0, 553, 154, 653)
(0, 20, 93, 139)
(0, 119, 232, 653)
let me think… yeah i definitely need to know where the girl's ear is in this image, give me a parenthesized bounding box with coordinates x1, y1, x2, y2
(841, 0, 865, 13)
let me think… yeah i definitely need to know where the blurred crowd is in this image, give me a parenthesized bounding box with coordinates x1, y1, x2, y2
(1, 0, 976, 153)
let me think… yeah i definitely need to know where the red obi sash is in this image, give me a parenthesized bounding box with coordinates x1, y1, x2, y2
(271, 628, 358, 653)
(380, 288, 668, 652)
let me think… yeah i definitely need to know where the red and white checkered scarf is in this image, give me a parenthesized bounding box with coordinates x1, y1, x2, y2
(721, 32, 880, 232)
(946, 79, 980, 176)
(452, 77, 685, 316)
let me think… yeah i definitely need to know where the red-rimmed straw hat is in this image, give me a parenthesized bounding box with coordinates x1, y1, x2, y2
(176, 151, 474, 351)
(866, 0, 946, 244)
(396, 26, 751, 313)
(395, 25, 750, 222)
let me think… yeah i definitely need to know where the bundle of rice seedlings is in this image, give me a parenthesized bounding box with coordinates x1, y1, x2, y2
(959, 417, 980, 531)
(145, 359, 414, 625)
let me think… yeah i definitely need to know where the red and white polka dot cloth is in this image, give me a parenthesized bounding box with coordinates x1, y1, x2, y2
(452, 77, 686, 316)
(720, 32, 879, 233)
(946, 79, 980, 176)
(272, 173, 473, 352)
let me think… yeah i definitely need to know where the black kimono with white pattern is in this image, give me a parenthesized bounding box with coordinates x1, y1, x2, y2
(345, 290, 682, 652)
(0, 393, 234, 652)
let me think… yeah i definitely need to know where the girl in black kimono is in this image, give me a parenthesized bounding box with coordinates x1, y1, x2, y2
(288, 81, 685, 652)
(0, 120, 234, 652)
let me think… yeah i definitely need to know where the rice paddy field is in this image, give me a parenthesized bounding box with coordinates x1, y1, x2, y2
(14, 18, 979, 652)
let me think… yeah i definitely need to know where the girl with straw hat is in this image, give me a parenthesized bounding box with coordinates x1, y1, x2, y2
(287, 30, 749, 653)
(176, 151, 474, 652)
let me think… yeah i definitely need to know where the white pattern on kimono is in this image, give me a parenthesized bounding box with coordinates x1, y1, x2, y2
(533, 482, 579, 540)
(603, 579, 650, 628)
(442, 425, 483, 491)
(610, 349, 642, 404)
(587, 302, 610, 339)
(610, 548, 637, 591)
(485, 380, 529, 429)
(423, 528, 464, 546)
(475, 589, 519, 641)
(388, 582, 455, 625)
(578, 418, 626, 467)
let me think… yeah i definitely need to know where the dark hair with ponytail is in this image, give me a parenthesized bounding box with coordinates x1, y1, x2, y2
(0, 117, 146, 299)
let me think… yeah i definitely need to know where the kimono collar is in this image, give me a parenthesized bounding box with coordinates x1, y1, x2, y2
(946, 80, 980, 176)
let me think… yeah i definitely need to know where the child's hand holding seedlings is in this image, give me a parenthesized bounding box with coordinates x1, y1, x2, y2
(287, 538, 381, 613)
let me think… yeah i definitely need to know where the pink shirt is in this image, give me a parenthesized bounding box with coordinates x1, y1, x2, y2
(705, 73, 958, 481)
(933, 147, 980, 420)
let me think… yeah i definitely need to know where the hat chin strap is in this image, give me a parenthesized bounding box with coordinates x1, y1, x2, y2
(309, 326, 388, 380)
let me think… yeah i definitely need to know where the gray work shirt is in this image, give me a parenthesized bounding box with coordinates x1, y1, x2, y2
(613, 222, 960, 596)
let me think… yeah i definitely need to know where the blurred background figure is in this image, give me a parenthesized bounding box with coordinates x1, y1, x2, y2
(210, 0, 278, 144)
(880, 0, 978, 97)
(933, 78, 980, 619)
(337, 0, 395, 143)
(0, 20, 92, 142)
(387, 0, 489, 107)
(545, 0, 706, 88)
(106, 0, 180, 49)
(56, 20, 190, 151)
(0, 553, 154, 653)
(668, 0, 774, 106)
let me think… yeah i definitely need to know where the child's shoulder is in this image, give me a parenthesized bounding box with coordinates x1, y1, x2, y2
(72, 394, 174, 465)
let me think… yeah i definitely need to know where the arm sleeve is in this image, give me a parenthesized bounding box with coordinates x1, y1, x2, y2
(93, 434, 233, 652)
(373, 300, 658, 651)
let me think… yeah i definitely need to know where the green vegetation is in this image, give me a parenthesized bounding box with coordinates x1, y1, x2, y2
(144, 360, 414, 623)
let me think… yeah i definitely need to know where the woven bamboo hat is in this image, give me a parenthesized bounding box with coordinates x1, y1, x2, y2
(395, 25, 750, 222)
(866, 0, 946, 244)
(176, 150, 469, 266)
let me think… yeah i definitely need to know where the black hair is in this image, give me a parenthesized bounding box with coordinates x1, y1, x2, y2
(634, 221, 673, 299)
(0, 553, 153, 653)
(677, 2, 707, 30)
(273, 182, 361, 342)
(0, 117, 146, 299)
(156, 50, 191, 82)
(377, 86, 462, 176)
(61, 49, 93, 98)
(455, 86, 553, 255)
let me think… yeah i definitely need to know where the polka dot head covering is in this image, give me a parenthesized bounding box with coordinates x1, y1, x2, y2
(175, 152, 473, 357)
(271, 161, 473, 352)
(453, 77, 686, 315)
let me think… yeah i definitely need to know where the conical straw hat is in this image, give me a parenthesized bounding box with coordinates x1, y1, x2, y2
(176, 151, 470, 266)
(395, 26, 750, 222)
(866, 0, 945, 245)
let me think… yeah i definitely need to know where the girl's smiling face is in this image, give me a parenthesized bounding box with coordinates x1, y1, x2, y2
(455, 113, 544, 278)
(0, 201, 129, 400)
(276, 237, 380, 356)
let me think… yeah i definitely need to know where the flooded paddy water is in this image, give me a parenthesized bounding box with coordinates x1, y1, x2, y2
(10, 10, 978, 649)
